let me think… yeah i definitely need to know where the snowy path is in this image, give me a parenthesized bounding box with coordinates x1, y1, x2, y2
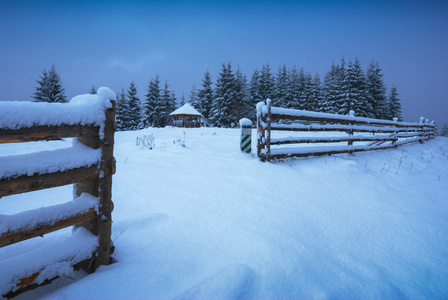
(1, 128, 447, 299)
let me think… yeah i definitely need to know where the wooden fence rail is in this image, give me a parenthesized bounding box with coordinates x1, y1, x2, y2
(257, 99, 435, 162)
(0, 90, 116, 298)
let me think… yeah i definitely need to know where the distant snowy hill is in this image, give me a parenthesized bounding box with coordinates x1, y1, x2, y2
(1, 127, 447, 299)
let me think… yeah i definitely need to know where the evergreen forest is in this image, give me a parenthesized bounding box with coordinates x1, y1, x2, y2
(33, 58, 404, 131)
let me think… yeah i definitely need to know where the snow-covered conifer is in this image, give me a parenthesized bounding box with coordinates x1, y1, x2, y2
(259, 64, 275, 104)
(440, 123, 448, 137)
(126, 81, 142, 130)
(115, 89, 129, 131)
(196, 71, 214, 119)
(366, 61, 388, 119)
(141, 75, 162, 128)
(275, 65, 289, 108)
(33, 64, 66, 103)
(388, 86, 403, 121)
(233, 66, 251, 121)
(249, 69, 262, 108)
(209, 62, 236, 127)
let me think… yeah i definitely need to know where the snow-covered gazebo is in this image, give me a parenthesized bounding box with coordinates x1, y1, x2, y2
(170, 103, 203, 128)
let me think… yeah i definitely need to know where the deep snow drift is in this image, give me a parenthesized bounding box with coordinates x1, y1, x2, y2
(1, 127, 447, 299)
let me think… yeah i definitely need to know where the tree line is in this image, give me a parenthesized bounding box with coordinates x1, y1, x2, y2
(32, 58, 403, 131)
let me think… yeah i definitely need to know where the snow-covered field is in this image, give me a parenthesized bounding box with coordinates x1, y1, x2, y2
(1, 127, 448, 299)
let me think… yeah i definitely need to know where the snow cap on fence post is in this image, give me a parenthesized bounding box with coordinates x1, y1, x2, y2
(239, 118, 253, 154)
(349, 110, 355, 117)
(393, 117, 398, 122)
(420, 117, 425, 123)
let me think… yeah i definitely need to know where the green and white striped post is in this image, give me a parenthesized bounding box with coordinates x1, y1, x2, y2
(239, 118, 253, 154)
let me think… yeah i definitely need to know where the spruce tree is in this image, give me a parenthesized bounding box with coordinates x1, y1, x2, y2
(284, 66, 300, 109)
(322, 63, 339, 114)
(233, 66, 251, 122)
(300, 70, 313, 111)
(141, 75, 162, 128)
(340, 59, 370, 116)
(115, 88, 129, 131)
(190, 85, 200, 111)
(309, 73, 323, 112)
(275, 65, 289, 108)
(196, 71, 214, 119)
(210, 62, 236, 127)
(33, 64, 67, 103)
(366, 61, 388, 119)
(89, 85, 97, 95)
(259, 64, 275, 104)
(160, 81, 173, 127)
(249, 69, 262, 108)
(441, 123, 448, 137)
(388, 86, 403, 121)
(126, 81, 141, 131)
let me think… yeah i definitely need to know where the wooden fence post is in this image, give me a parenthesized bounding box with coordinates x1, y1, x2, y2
(266, 99, 272, 162)
(96, 99, 116, 268)
(75, 99, 115, 270)
(257, 102, 266, 161)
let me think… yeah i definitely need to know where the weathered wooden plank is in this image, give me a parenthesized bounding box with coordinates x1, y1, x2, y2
(0, 208, 97, 248)
(270, 111, 433, 129)
(270, 143, 397, 160)
(0, 124, 99, 144)
(0, 165, 98, 198)
(270, 136, 398, 145)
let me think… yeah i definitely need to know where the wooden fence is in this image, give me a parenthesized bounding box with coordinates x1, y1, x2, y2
(0, 93, 116, 298)
(257, 99, 436, 162)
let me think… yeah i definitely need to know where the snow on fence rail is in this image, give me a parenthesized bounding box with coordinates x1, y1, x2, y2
(0, 88, 116, 298)
(257, 99, 436, 162)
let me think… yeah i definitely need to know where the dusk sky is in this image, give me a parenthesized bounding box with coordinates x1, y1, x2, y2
(1, 0, 447, 126)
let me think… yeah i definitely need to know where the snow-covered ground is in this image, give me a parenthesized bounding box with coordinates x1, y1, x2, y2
(1, 127, 447, 299)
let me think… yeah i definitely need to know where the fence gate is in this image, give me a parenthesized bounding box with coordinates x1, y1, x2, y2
(0, 88, 116, 298)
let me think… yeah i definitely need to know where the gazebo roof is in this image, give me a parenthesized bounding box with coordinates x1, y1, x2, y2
(170, 103, 203, 117)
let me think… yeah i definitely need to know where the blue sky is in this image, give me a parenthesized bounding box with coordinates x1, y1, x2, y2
(1, 0, 447, 126)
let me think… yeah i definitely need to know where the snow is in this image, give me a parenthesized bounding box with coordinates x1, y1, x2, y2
(0, 143, 101, 180)
(169, 103, 203, 117)
(0, 87, 115, 130)
(239, 118, 252, 127)
(0, 193, 98, 236)
(1, 127, 447, 299)
(0, 227, 98, 296)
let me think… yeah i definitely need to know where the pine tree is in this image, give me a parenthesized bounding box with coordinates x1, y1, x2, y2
(259, 64, 275, 104)
(366, 61, 388, 119)
(249, 69, 262, 108)
(89, 85, 97, 95)
(196, 71, 214, 119)
(333, 59, 347, 114)
(286, 66, 301, 109)
(141, 75, 162, 128)
(190, 85, 200, 110)
(210, 62, 236, 127)
(309, 73, 323, 112)
(159, 81, 173, 127)
(233, 66, 251, 122)
(339, 59, 370, 116)
(33, 64, 67, 103)
(275, 65, 289, 108)
(180, 93, 186, 107)
(300, 70, 313, 111)
(115, 88, 129, 131)
(126, 81, 141, 131)
(169, 91, 177, 115)
(441, 123, 448, 137)
(388, 86, 403, 121)
(322, 63, 339, 114)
